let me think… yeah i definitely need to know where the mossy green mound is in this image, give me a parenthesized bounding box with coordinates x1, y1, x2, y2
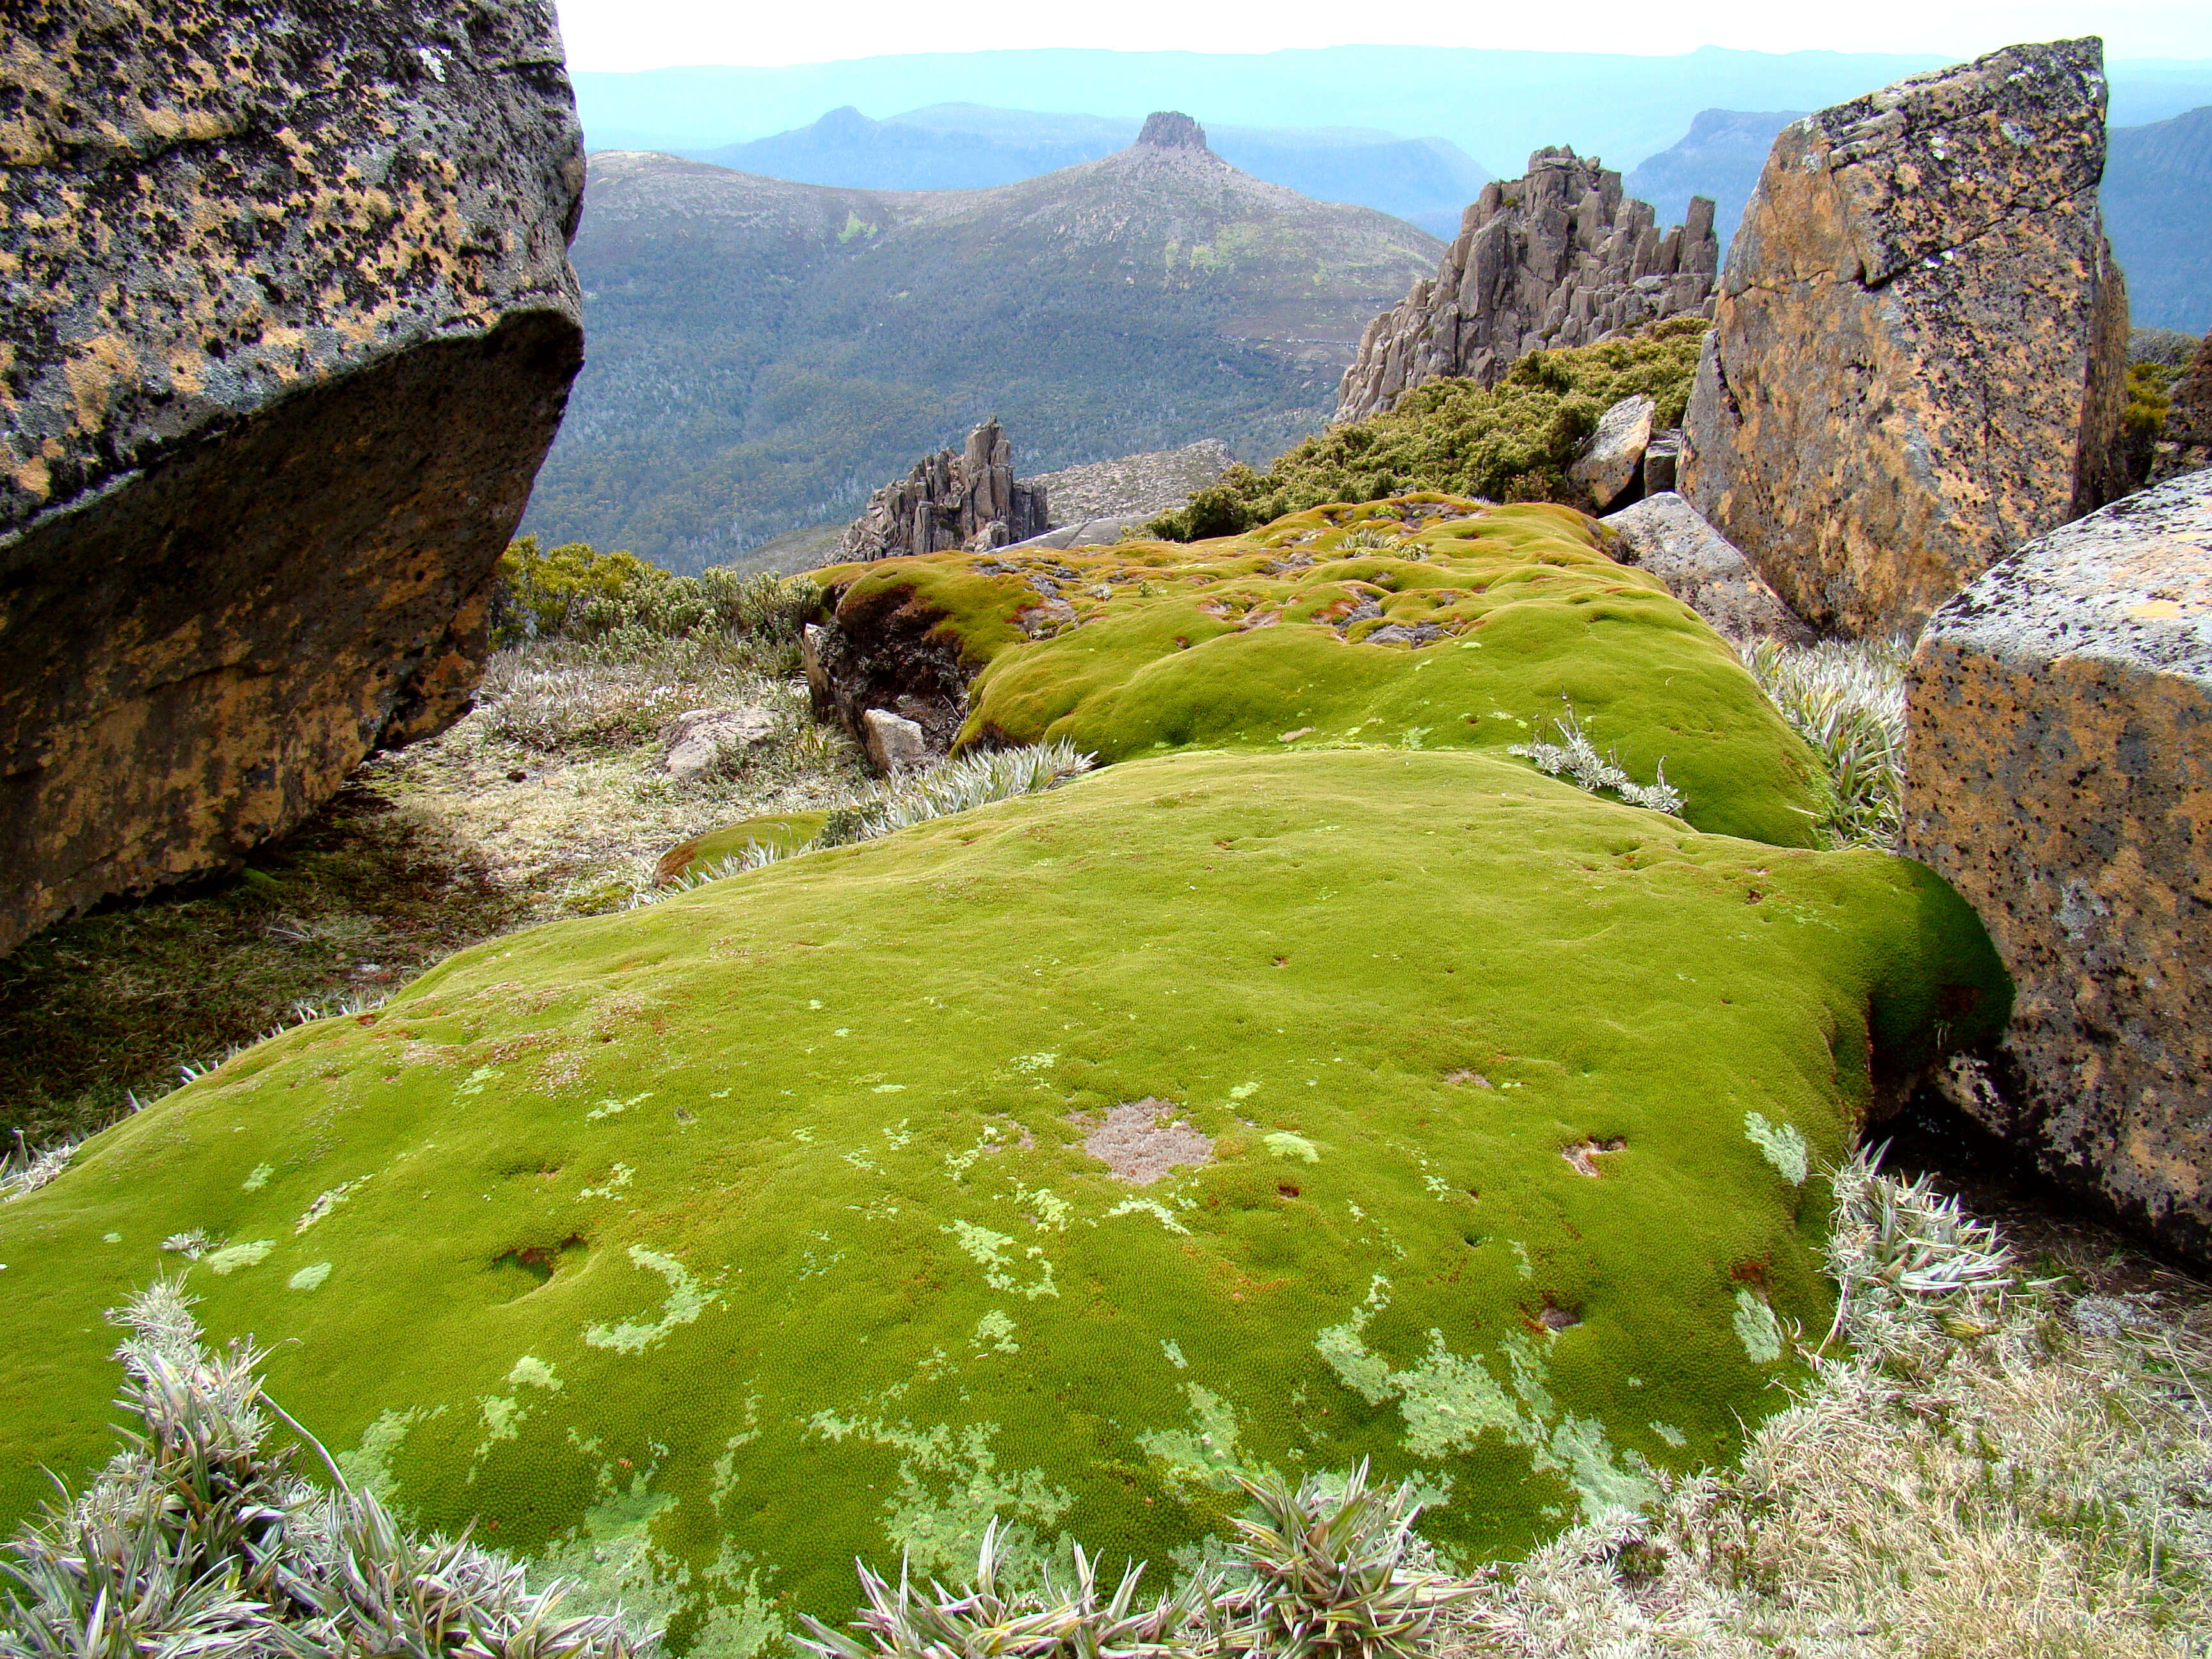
(819, 497, 1825, 846)
(0, 749, 2005, 1653)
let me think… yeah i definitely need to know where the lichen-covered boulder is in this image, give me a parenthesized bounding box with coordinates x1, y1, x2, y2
(0, 741, 2007, 1651)
(1903, 468, 2212, 1265)
(812, 497, 1832, 847)
(1680, 38, 2130, 639)
(0, 0, 587, 956)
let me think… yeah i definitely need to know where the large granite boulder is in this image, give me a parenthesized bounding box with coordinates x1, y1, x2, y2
(1681, 38, 2130, 640)
(1335, 149, 1717, 422)
(1903, 468, 2212, 1264)
(0, 0, 587, 958)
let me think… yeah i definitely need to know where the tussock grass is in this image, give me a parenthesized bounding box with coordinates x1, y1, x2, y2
(1738, 638, 1907, 851)
(1433, 1153, 2212, 1659)
(0, 1283, 651, 1658)
(642, 742, 1097, 900)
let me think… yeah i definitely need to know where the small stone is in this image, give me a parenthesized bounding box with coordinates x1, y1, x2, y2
(860, 708, 927, 774)
(661, 707, 776, 783)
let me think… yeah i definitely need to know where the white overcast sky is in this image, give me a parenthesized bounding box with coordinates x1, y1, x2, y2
(552, 0, 2212, 70)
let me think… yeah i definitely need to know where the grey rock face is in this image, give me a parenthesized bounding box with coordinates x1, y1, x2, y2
(1005, 516, 1153, 553)
(1029, 440, 1235, 525)
(2148, 330, 2212, 483)
(1599, 493, 1813, 644)
(1136, 111, 1208, 151)
(842, 419, 1048, 561)
(1681, 38, 2131, 640)
(0, 0, 586, 958)
(1568, 395, 1656, 513)
(1334, 148, 1719, 422)
(1903, 468, 2212, 1265)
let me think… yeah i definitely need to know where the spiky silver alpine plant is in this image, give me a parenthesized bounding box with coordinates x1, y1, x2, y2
(794, 1518, 1215, 1659)
(1509, 699, 1684, 816)
(1214, 1463, 1471, 1659)
(1738, 637, 1906, 851)
(0, 1281, 653, 1659)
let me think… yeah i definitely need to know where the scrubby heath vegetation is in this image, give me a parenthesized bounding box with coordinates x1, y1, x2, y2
(816, 493, 1827, 847)
(1144, 319, 1710, 541)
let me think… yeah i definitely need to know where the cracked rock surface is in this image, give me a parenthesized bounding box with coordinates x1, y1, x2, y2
(1681, 37, 2130, 640)
(1903, 467, 2212, 1265)
(0, 0, 586, 956)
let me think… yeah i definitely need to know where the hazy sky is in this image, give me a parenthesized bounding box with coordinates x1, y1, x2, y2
(553, 0, 2212, 71)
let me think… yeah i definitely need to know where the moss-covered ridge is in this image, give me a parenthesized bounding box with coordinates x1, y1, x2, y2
(0, 748, 2006, 1652)
(818, 496, 1827, 847)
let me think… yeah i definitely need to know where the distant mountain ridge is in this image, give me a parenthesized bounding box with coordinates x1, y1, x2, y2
(1626, 109, 1804, 244)
(572, 45, 2212, 183)
(2104, 103, 2212, 332)
(522, 118, 1441, 570)
(695, 104, 1490, 237)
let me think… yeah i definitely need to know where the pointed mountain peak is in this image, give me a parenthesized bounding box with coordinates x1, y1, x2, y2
(1135, 111, 1209, 152)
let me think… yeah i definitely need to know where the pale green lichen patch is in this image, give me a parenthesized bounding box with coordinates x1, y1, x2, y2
(1734, 1289, 1786, 1365)
(1264, 1132, 1320, 1163)
(1743, 1112, 1810, 1186)
(287, 1261, 332, 1291)
(583, 1246, 723, 1353)
(202, 1238, 273, 1275)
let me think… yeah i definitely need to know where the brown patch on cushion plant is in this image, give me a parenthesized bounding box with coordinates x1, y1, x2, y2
(1430, 1149, 2212, 1659)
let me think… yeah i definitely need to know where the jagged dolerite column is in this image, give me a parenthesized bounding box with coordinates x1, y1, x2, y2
(0, 0, 587, 958)
(840, 419, 1048, 561)
(1334, 150, 1718, 422)
(1679, 38, 2130, 639)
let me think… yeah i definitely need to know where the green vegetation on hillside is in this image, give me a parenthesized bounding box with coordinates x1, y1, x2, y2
(524, 153, 1442, 572)
(1146, 319, 1710, 541)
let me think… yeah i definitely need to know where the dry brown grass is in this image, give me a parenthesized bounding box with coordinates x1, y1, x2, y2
(1433, 1156, 2212, 1659)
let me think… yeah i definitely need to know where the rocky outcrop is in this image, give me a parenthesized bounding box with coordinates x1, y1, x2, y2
(841, 420, 1048, 562)
(1680, 38, 2131, 641)
(1903, 469, 2212, 1264)
(2148, 330, 2212, 483)
(1029, 440, 1235, 525)
(0, 0, 586, 958)
(1334, 150, 1719, 422)
(1599, 493, 1814, 644)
